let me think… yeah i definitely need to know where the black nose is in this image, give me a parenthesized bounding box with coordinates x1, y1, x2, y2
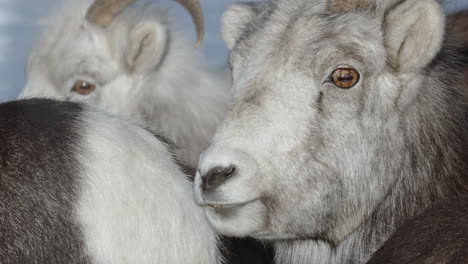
(201, 165, 237, 191)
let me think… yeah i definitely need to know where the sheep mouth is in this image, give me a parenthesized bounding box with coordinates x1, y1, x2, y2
(206, 203, 241, 209)
(207, 204, 231, 209)
(202, 198, 268, 237)
(204, 199, 258, 210)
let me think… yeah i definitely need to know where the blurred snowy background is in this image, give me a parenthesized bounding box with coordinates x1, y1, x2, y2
(0, 0, 467, 102)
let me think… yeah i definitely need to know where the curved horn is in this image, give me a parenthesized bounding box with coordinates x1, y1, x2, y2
(174, 0, 204, 47)
(85, 0, 204, 46)
(85, 0, 136, 27)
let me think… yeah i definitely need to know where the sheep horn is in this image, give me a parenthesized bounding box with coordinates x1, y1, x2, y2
(85, 0, 204, 47)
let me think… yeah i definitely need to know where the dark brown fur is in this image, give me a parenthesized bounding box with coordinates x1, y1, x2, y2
(447, 10, 468, 99)
(0, 99, 91, 263)
(367, 197, 468, 264)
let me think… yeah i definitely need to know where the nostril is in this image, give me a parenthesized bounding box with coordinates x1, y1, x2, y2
(201, 165, 237, 191)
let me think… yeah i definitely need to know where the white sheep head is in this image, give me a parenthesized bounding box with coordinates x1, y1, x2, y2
(20, 0, 230, 169)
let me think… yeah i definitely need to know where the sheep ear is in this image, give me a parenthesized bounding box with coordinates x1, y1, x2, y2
(222, 2, 263, 50)
(126, 22, 168, 73)
(384, 0, 445, 73)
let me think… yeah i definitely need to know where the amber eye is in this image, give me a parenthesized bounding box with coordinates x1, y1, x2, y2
(72, 80, 96, 95)
(330, 68, 360, 89)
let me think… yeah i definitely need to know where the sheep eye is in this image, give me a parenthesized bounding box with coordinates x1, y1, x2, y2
(330, 68, 360, 89)
(72, 80, 96, 95)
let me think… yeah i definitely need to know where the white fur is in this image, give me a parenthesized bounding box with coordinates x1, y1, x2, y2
(76, 108, 220, 263)
(384, 0, 445, 72)
(222, 3, 258, 50)
(20, 0, 231, 168)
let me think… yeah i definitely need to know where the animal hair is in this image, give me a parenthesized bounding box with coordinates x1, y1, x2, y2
(0, 98, 221, 264)
(366, 197, 468, 264)
(328, 0, 371, 12)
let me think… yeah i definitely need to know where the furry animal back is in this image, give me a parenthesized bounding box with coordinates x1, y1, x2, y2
(366, 197, 468, 264)
(0, 99, 220, 263)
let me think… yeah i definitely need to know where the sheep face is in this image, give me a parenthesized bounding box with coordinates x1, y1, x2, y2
(194, 0, 448, 244)
(21, 5, 172, 123)
(20, 2, 230, 169)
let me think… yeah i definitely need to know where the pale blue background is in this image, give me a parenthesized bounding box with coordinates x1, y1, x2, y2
(0, 0, 467, 102)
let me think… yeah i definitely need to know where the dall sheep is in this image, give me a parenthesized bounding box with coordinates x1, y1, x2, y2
(0, 98, 220, 263)
(20, 0, 231, 170)
(193, 0, 468, 263)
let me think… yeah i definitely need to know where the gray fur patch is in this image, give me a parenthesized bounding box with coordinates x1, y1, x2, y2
(0, 99, 90, 263)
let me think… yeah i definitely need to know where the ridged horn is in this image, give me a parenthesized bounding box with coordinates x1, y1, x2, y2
(329, 0, 371, 12)
(85, 0, 204, 46)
